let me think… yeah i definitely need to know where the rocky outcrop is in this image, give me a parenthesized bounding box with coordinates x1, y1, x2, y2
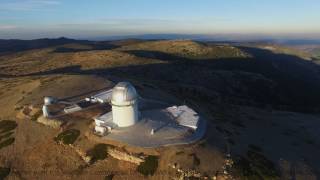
(168, 154, 235, 180)
(107, 149, 144, 165)
(16, 105, 39, 120)
(68, 142, 144, 165)
(36, 116, 63, 129)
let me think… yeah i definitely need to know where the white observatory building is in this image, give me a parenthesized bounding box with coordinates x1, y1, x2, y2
(94, 82, 140, 134)
(41, 81, 205, 147)
(111, 82, 139, 127)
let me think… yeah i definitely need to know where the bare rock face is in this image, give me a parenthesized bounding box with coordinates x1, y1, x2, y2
(107, 149, 144, 165)
(16, 105, 39, 120)
(36, 116, 63, 129)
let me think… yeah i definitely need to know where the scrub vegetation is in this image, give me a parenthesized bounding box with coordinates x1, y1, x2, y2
(86, 144, 113, 164)
(0, 167, 10, 180)
(0, 120, 17, 133)
(0, 120, 17, 150)
(104, 174, 115, 180)
(0, 38, 320, 179)
(54, 129, 80, 145)
(137, 155, 159, 176)
(232, 150, 280, 180)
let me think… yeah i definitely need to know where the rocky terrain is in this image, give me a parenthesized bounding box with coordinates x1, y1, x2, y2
(0, 38, 320, 179)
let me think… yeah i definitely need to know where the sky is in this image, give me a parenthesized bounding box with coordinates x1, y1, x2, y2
(0, 0, 319, 40)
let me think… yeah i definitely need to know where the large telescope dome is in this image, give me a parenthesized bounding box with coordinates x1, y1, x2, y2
(111, 82, 139, 127)
(111, 82, 138, 106)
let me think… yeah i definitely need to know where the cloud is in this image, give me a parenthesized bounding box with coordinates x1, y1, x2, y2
(58, 17, 221, 29)
(53, 17, 234, 35)
(0, 25, 17, 30)
(0, 0, 60, 11)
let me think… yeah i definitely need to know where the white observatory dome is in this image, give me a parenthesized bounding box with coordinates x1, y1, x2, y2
(111, 82, 139, 127)
(111, 82, 138, 106)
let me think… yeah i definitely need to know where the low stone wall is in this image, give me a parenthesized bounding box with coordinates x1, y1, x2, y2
(37, 116, 63, 129)
(107, 149, 144, 165)
(68, 141, 144, 165)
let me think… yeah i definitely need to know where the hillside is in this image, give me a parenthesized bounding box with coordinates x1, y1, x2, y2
(0, 38, 320, 179)
(289, 45, 320, 59)
(119, 40, 249, 59)
(0, 37, 87, 54)
(1, 38, 319, 119)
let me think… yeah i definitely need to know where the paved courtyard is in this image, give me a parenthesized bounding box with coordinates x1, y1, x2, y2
(103, 109, 207, 148)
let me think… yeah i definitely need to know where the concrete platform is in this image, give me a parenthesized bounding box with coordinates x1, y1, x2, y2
(102, 109, 206, 148)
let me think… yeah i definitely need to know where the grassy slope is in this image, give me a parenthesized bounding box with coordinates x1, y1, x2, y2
(0, 40, 320, 179)
(1, 40, 319, 112)
(118, 40, 249, 59)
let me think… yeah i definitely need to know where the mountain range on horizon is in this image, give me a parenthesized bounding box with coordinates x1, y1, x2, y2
(1, 36, 320, 179)
(1, 33, 320, 43)
(1, 0, 320, 179)
(1, 36, 320, 59)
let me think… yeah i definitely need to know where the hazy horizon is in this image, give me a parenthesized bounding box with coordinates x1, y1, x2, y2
(0, 0, 320, 40)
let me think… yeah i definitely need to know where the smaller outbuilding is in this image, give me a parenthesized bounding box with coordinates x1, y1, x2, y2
(166, 105, 200, 130)
(42, 96, 57, 118)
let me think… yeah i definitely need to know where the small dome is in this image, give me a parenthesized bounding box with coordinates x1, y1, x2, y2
(111, 82, 138, 106)
(44, 96, 57, 105)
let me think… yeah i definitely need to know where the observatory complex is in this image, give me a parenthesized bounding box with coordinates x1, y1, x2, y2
(94, 82, 140, 134)
(42, 82, 206, 148)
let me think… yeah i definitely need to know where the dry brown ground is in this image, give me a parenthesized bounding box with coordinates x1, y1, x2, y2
(0, 74, 226, 179)
(0, 40, 319, 179)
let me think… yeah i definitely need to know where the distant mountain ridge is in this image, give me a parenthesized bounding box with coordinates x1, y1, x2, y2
(1, 36, 320, 59)
(88, 34, 320, 43)
(0, 37, 89, 53)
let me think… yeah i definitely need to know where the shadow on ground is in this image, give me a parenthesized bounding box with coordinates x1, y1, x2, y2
(12, 46, 320, 113)
(2, 45, 320, 178)
(0, 38, 121, 54)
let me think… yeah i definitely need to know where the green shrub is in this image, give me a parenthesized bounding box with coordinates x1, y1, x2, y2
(104, 174, 114, 180)
(0, 167, 10, 180)
(176, 151, 185, 155)
(137, 155, 159, 176)
(232, 150, 280, 180)
(54, 129, 80, 145)
(0, 138, 15, 150)
(247, 150, 279, 179)
(0, 120, 17, 133)
(86, 144, 111, 164)
(233, 155, 261, 180)
(0, 132, 14, 142)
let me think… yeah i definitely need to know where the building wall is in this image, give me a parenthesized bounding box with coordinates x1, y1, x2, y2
(112, 102, 138, 127)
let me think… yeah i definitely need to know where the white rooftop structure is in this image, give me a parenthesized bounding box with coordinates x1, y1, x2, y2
(95, 112, 117, 129)
(87, 89, 113, 103)
(166, 105, 200, 130)
(64, 104, 82, 114)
